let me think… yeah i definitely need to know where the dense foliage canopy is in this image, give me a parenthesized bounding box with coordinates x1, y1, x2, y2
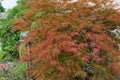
(9, 0, 120, 80)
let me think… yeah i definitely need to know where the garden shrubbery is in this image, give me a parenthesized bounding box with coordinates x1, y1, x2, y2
(0, 62, 27, 80)
(0, 0, 120, 80)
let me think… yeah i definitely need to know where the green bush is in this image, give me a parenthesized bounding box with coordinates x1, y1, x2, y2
(0, 62, 27, 80)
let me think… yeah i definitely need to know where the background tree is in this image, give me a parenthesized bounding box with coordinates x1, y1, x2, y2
(0, 0, 29, 61)
(0, 0, 5, 12)
(13, 0, 120, 80)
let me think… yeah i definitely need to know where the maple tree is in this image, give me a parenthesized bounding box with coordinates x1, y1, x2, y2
(13, 0, 120, 80)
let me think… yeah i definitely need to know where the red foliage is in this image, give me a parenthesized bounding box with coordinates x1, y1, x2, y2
(57, 65, 64, 72)
(13, 0, 120, 80)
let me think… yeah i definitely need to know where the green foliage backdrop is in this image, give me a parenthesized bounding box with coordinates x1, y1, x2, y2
(0, 0, 29, 61)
